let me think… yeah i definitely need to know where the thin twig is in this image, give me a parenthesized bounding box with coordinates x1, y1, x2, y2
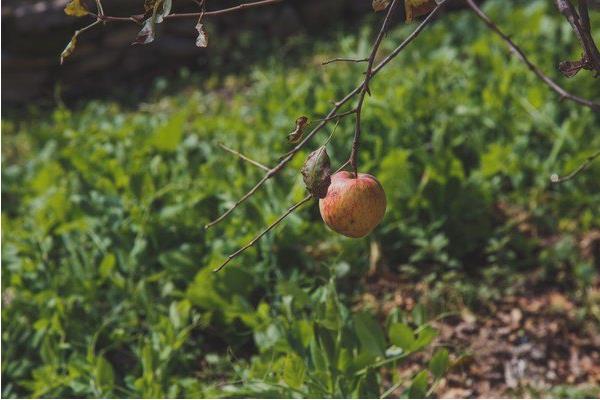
(466, 0, 600, 111)
(96, 0, 283, 22)
(214, 160, 350, 272)
(555, 0, 600, 76)
(314, 108, 358, 122)
(94, 0, 104, 16)
(322, 57, 369, 66)
(213, 195, 312, 272)
(217, 142, 271, 171)
(551, 150, 600, 183)
(206, 1, 445, 229)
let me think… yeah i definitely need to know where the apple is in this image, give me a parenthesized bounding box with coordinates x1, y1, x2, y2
(318, 171, 387, 238)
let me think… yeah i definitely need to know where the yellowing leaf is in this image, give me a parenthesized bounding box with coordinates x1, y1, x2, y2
(60, 33, 78, 64)
(405, 0, 436, 22)
(372, 0, 391, 12)
(64, 0, 89, 17)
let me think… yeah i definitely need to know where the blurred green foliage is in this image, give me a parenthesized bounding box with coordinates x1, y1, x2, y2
(2, 0, 600, 397)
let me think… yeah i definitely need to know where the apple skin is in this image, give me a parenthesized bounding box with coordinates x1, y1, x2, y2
(318, 171, 387, 238)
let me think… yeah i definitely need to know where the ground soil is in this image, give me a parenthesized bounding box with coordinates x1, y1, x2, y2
(363, 267, 600, 398)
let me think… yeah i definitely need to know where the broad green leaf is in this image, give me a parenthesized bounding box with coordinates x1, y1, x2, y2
(282, 354, 306, 389)
(429, 348, 449, 378)
(413, 326, 438, 351)
(95, 356, 115, 390)
(99, 253, 116, 279)
(388, 322, 414, 351)
(309, 337, 327, 373)
(314, 323, 336, 368)
(149, 111, 186, 151)
(408, 370, 429, 398)
(353, 312, 386, 359)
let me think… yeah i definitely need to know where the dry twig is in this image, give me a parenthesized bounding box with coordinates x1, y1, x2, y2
(465, 0, 600, 111)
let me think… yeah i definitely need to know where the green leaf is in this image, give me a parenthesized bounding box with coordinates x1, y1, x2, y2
(353, 312, 386, 359)
(314, 323, 336, 368)
(95, 356, 115, 390)
(309, 337, 327, 373)
(64, 0, 88, 17)
(99, 253, 116, 279)
(301, 146, 331, 199)
(408, 370, 429, 398)
(149, 111, 186, 151)
(413, 326, 438, 351)
(429, 348, 449, 378)
(388, 322, 415, 351)
(282, 354, 306, 389)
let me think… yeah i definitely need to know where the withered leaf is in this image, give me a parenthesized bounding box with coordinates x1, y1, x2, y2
(132, 18, 156, 45)
(372, 0, 391, 12)
(155, 0, 172, 23)
(64, 0, 88, 17)
(287, 116, 309, 144)
(301, 146, 332, 199)
(558, 58, 587, 78)
(195, 21, 208, 47)
(144, 0, 159, 13)
(133, 0, 171, 45)
(60, 33, 78, 64)
(405, 0, 436, 22)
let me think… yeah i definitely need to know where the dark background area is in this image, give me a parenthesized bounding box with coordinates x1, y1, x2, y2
(2, 0, 372, 107)
(1, 0, 486, 109)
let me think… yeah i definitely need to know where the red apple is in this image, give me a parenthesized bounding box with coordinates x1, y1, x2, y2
(318, 171, 387, 238)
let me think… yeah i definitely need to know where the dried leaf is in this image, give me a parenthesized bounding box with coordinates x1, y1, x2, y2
(372, 0, 391, 12)
(60, 33, 78, 64)
(301, 146, 331, 199)
(132, 18, 156, 45)
(64, 0, 89, 17)
(133, 0, 171, 45)
(195, 21, 208, 47)
(558, 58, 587, 78)
(287, 116, 309, 144)
(155, 0, 172, 23)
(405, 0, 436, 22)
(144, 0, 159, 13)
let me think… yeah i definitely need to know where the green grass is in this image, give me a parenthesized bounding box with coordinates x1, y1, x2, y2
(2, 1, 600, 397)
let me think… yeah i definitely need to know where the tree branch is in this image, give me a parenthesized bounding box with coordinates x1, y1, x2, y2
(213, 161, 350, 272)
(350, 0, 403, 176)
(551, 150, 600, 183)
(95, 0, 283, 23)
(205, 2, 445, 229)
(555, 0, 600, 77)
(322, 57, 369, 66)
(465, 0, 600, 112)
(217, 142, 271, 171)
(213, 194, 312, 272)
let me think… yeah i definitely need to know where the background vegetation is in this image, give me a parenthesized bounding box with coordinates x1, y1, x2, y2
(2, 0, 600, 397)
